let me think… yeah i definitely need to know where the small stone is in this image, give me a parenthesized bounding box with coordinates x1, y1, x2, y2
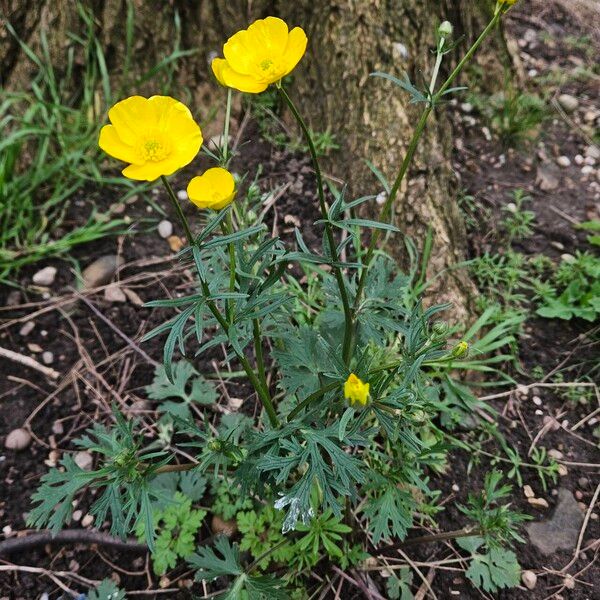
(574, 154, 584, 165)
(584, 111, 599, 123)
(104, 284, 127, 303)
(581, 165, 594, 175)
(578, 477, 589, 487)
(526, 489, 584, 555)
(32, 266, 57, 286)
(2, 525, 12, 536)
(460, 102, 473, 114)
(532, 396, 542, 406)
(211, 515, 237, 537)
(557, 94, 579, 114)
(158, 220, 173, 239)
(176, 189, 188, 201)
(159, 576, 171, 589)
(123, 288, 144, 306)
(167, 235, 185, 252)
(72, 510, 83, 522)
(5, 428, 32, 451)
(27, 343, 42, 353)
(51, 421, 64, 435)
(535, 409, 544, 416)
(41, 351, 54, 365)
(563, 575, 575, 590)
(452, 484, 460, 492)
(81, 514, 94, 527)
(74, 451, 93, 471)
(523, 485, 535, 498)
(82, 255, 124, 289)
(561, 253, 575, 263)
(558, 464, 568, 477)
(536, 164, 560, 191)
(585, 145, 600, 160)
(543, 416, 560, 431)
(528, 497, 549, 509)
(575, 490, 583, 500)
(556, 156, 571, 168)
(505, 202, 517, 213)
(548, 449, 564, 460)
(19, 321, 35, 336)
(522, 570, 537, 590)
(516, 384, 529, 399)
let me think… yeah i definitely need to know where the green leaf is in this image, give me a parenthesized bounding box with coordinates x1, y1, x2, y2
(363, 484, 415, 543)
(190, 535, 243, 580)
(146, 361, 217, 419)
(466, 548, 521, 593)
(87, 579, 126, 600)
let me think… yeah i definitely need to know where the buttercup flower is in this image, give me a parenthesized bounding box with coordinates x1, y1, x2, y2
(187, 167, 236, 210)
(211, 17, 307, 94)
(99, 95, 202, 181)
(344, 374, 370, 407)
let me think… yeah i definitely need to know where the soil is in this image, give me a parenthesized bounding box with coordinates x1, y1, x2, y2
(1, 1, 599, 599)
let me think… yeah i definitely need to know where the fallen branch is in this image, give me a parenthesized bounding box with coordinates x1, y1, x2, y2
(0, 529, 147, 557)
(0, 345, 60, 380)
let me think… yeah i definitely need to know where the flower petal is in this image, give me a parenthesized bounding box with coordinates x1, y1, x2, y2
(107, 96, 153, 145)
(216, 60, 269, 93)
(98, 125, 140, 164)
(248, 16, 289, 55)
(282, 27, 308, 76)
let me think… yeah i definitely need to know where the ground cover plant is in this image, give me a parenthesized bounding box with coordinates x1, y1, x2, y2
(1, 0, 598, 598)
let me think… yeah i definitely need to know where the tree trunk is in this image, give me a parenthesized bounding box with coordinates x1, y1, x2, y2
(1, 0, 508, 320)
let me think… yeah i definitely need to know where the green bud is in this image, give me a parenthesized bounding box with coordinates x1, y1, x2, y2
(438, 21, 453, 37)
(432, 321, 448, 336)
(450, 341, 469, 359)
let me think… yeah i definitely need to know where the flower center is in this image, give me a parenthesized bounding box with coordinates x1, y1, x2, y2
(260, 58, 274, 72)
(139, 133, 171, 162)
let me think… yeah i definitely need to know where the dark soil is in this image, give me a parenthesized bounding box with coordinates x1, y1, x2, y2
(1, 1, 599, 598)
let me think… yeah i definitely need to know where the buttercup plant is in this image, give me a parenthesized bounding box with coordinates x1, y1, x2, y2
(30, 4, 537, 597)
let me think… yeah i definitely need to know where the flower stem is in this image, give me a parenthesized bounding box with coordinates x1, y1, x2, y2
(159, 177, 280, 428)
(222, 88, 232, 164)
(278, 86, 354, 365)
(350, 12, 502, 357)
(161, 175, 194, 245)
(222, 212, 237, 323)
(253, 318, 268, 399)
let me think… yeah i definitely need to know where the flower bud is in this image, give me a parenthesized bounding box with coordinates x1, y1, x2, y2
(432, 321, 448, 337)
(450, 341, 469, 359)
(438, 21, 453, 37)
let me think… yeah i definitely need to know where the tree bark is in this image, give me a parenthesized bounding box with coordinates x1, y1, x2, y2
(0, 0, 508, 319)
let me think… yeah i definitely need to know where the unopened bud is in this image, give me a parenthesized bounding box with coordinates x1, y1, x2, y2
(438, 21, 453, 37)
(451, 341, 469, 358)
(432, 321, 448, 336)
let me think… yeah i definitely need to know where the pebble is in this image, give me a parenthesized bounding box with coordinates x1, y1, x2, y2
(4, 428, 32, 450)
(536, 164, 560, 191)
(27, 343, 42, 353)
(81, 513, 94, 527)
(557, 93, 579, 114)
(558, 465, 568, 476)
(585, 145, 600, 159)
(72, 510, 83, 522)
(522, 570, 537, 590)
(74, 451, 93, 471)
(556, 156, 571, 168)
(123, 288, 144, 306)
(528, 497, 549, 509)
(2, 525, 12, 536)
(167, 235, 185, 252)
(543, 416, 560, 431)
(575, 490, 583, 500)
(32, 266, 57, 286)
(176, 189, 188, 201)
(561, 253, 575, 263)
(82, 255, 124, 289)
(41, 351, 54, 365)
(516, 384, 529, 399)
(158, 219, 173, 239)
(52, 421, 64, 435)
(523, 485, 535, 498)
(104, 284, 127, 303)
(452, 484, 460, 492)
(549, 449, 564, 460)
(574, 154, 584, 165)
(211, 515, 237, 537)
(578, 477, 589, 487)
(563, 575, 575, 590)
(532, 396, 542, 406)
(460, 102, 473, 114)
(19, 321, 35, 336)
(581, 165, 594, 175)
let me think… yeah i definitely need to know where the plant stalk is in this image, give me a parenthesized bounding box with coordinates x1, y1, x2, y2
(278, 86, 354, 365)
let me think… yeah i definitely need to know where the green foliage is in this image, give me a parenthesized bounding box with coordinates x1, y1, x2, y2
(536, 252, 600, 321)
(136, 491, 206, 575)
(578, 220, 600, 247)
(469, 86, 546, 146)
(146, 361, 218, 419)
(87, 579, 126, 600)
(386, 567, 414, 600)
(211, 480, 254, 520)
(189, 536, 289, 599)
(237, 507, 294, 569)
(293, 509, 352, 568)
(502, 189, 535, 243)
(459, 538, 521, 593)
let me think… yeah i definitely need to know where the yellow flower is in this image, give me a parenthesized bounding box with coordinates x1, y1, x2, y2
(211, 17, 307, 94)
(187, 167, 236, 210)
(344, 374, 370, 407)
(99, 95, 202, 181)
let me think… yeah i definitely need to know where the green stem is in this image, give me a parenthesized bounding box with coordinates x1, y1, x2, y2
(253, 318, 268, 398)
(350, 12, 502, 351)
(159, 177, 279, 428)
(161, 175, 194, 244)
(278, 86, 354, 365)
(221, 213, 237, 323)
(222, 88, 232, 164)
